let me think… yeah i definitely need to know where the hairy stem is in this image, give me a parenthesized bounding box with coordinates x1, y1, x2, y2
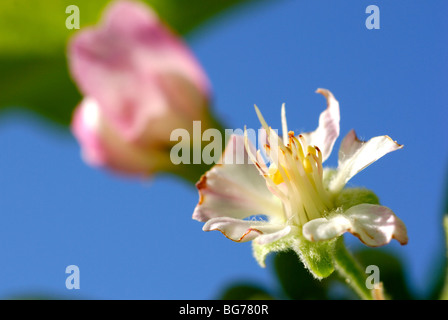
(332, 237, 374, 300)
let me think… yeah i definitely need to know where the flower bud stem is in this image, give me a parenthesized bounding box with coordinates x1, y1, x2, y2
(332, 237, 374, 300)
(164, 111, 227, 185)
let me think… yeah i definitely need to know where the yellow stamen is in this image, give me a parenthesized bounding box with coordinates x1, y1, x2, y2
(248, 105, 334, 227)
(315, 146, 323, 164)
(307, 145, 317, 157)
(268, 163, 282, 184)
(303, 157, 313, 173)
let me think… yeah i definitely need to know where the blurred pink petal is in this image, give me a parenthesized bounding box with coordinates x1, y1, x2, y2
(68, 0, 212, 175)
(72, 98, 170, 176)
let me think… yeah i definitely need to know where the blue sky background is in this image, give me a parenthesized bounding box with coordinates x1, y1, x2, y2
(0, 0, 447, 299)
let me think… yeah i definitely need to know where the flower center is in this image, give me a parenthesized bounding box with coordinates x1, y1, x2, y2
(266, 131, 332, 227)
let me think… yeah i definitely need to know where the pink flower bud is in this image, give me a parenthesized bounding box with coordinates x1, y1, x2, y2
(68, 0, 211, 176)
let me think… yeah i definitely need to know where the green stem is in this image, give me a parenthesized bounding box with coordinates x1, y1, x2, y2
(163, 109, 228, 185)
(441, 216, 448, 300)
(332, 237, 374, 300)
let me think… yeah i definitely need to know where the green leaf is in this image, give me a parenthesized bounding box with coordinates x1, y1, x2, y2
(354, 248, 414, 300)
(440, 216, 448, 300)
(442, 165, 448, 300)
(332, 238, 373, 300)
(426, 164, 448, 300)
(333, 187, 380, 211)
(252, 236, 295, 268)
(294, 236, 336, 280)
(253, 234, 335, 280)
(0, 0, 264, 126)
(273, 250, 330, 300)
(0, 55, 81, 125)
(218, 282, 273, 300)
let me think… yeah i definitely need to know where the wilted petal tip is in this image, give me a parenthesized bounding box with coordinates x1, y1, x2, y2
(315, 88, 333, 99)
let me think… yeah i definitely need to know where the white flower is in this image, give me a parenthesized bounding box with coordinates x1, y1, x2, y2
(193, 89, 407, 270)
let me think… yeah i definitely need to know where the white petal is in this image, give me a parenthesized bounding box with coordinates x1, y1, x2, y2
(255, 225, 296, 245)
(302, 216, 352, 242)
(202, 217, 267, 242)
(193, 135, 283, 222)
(281, 103, 288, 146)
(329, 130, 403, 192)
(300, 89, 340, 162)
(303, 204, 408, 247)
(203, 217, 293, 244)
(344, 204, 408, 247)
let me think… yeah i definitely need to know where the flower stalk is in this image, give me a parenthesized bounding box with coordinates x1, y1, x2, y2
(165, 110, 227, 184)
(332, 237, 374, 300)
